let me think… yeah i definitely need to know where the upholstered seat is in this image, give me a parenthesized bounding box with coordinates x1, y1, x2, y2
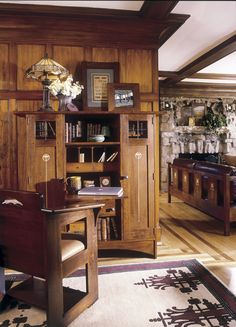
(61, 239, 85, 261)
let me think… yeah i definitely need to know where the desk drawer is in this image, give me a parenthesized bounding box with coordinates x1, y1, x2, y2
(99, 199, 116, 217)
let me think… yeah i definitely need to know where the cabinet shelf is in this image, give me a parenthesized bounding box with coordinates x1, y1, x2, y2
(66, 142, 120, 146)
(66, 162, 119, 173)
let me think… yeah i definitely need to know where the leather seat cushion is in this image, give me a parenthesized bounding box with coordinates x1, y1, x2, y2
(61, 240, 85, 261)
(194, 161, 236, 176)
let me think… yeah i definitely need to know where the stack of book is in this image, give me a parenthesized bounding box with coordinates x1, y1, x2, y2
(65, 121, 82, 143)
(97, 217, 119, 241)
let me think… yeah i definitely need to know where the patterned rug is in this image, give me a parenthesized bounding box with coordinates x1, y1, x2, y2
(1, 259, 236, 327)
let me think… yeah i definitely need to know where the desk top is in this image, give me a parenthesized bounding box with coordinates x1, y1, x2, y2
(42, 202, 104, 213)
(66, 194, 125, 204)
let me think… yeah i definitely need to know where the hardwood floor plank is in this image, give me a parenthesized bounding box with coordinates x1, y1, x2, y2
(159, 192, 236, 294)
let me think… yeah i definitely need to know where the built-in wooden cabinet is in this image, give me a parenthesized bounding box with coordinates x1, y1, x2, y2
(16, 111, 157, 257)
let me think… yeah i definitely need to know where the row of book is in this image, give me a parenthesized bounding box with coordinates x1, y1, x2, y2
(36, 121, 56, 139)
(97, 217, 119, 241)
(87, 123, 102, 138)
(69, 215, 120, 241)
(65, 121, 82, 143)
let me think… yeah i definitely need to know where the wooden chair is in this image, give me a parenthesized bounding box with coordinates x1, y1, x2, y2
(0, 189, 100, 327)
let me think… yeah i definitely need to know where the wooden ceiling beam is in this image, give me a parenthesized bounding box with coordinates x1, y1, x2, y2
(140, 1, 179, 19)
(140, 1, 190, 47)
(158, 13, 190, 47)
(161, 35, 236, 86)
(159, 71, 178, 78)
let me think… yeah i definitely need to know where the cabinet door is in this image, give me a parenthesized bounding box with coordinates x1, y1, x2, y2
(17, 114, 65, 191)
(120, 114, 155, 241)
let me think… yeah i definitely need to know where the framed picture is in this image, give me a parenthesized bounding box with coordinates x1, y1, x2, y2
(99, 176, 111, 187)
(81, 61, 120, 111)
(192, 103, 206, 125)
(107, 83, 140, 112)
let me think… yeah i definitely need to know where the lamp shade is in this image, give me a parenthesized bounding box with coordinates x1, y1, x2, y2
(25, 53, 69, 81)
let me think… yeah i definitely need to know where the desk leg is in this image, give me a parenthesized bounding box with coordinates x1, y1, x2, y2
(0, 267, 5, 295)
(47, 217, 64, 327)
(87, 209, 98, 302)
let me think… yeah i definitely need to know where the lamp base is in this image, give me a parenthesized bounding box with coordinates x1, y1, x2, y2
(38, 105, 54, 112)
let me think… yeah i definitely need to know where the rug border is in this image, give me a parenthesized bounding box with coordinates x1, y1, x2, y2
(5, 258, 236, 319)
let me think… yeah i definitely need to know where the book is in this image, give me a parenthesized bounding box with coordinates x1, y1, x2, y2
(98, 151, 106, 162)
(78, 186, 123, 197)
(101, 218, 107, 240)
(69, 221, 85, 234)
(106, 152, 118, 162)
(110, 217, 119, 239)
(97, 218, 102, 241)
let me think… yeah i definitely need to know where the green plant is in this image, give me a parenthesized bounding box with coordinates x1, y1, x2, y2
(202, 110, 227, 132)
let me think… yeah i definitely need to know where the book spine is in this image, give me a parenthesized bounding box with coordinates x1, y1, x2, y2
(106, 217, 110, 240)
(110, 217, 119, 239)
(101, 218, 107, 241)
(65, 123, 69, 143)
(97, 218, 102, 241)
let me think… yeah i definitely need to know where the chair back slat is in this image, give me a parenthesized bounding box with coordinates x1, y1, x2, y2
(0, 190, 46, 277)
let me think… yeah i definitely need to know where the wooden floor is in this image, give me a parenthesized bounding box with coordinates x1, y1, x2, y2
(99, 192, 236, 295)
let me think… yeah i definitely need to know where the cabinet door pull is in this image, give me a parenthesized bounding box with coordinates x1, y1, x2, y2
(120, 175, 129, 180)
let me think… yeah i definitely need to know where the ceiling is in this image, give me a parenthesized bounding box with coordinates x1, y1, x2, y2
(0, 0, 235, 86)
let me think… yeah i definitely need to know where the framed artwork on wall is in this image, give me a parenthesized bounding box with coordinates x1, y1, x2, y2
(107, 83, 140, 112)
(81, 61, 120, 111)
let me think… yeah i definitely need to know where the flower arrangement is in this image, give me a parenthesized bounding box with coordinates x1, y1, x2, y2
(49, 74, 84, 99)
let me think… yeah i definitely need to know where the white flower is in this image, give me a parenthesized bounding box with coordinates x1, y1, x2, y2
(49, 74, 84, 99)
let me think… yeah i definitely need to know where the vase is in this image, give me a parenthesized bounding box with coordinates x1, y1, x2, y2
(57, 95, 73, 112)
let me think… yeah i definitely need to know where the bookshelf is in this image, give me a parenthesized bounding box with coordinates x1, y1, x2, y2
(15, 111, 158, 258)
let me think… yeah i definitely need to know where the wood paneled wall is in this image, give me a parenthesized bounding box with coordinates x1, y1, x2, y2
(0, 23, 159, 193)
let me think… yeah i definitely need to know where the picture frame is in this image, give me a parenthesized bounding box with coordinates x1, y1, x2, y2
(107, 83, 140, 112)
(81, 61, 120, 111)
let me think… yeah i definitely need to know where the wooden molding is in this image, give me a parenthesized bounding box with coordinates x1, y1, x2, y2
(191, 73, 236, 80)
(0, 1, 189, 50)
(160, 83, 236, 98)
(0, 90, 42, 99)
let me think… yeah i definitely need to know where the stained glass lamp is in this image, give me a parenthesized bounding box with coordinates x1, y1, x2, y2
(25, 53, 69, 111)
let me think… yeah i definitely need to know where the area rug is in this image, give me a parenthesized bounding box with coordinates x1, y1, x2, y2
(1, 259, 236, 327)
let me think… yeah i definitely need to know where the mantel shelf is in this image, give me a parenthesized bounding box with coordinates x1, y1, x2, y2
(175, 126, 229, 134)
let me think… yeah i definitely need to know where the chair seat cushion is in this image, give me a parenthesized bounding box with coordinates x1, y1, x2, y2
(61, 240, 85, 261)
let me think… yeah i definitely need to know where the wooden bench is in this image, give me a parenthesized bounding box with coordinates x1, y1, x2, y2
(168, 158, 236, 235)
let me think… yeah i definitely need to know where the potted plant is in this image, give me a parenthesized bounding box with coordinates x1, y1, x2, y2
(202, 108, 227, 133)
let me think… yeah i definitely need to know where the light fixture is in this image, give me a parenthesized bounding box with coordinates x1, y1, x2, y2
(25, 53, 69, 111)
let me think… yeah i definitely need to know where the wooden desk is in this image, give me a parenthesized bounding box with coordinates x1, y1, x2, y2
(0, 201, 104, 326)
